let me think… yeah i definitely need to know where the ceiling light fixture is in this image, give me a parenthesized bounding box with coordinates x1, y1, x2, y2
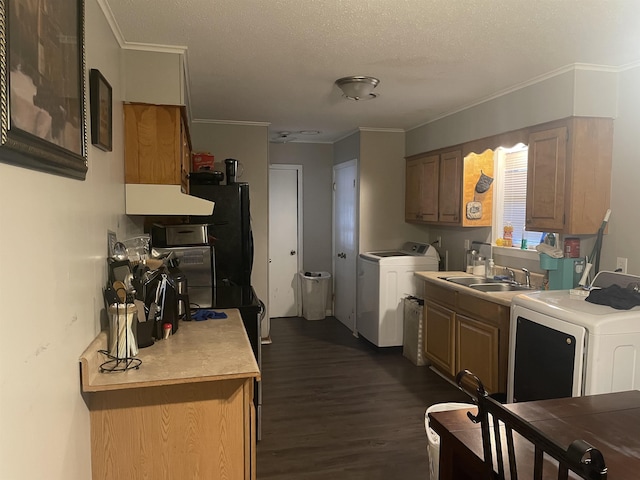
(271, 131, 297, 143)
(270, 130, 323, 143)
(335, 76, 380, 101)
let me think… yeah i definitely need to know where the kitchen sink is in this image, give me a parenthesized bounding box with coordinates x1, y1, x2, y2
(439, 276, 495, 286)
(469, 283, 534, 292)
(439, 275, 536, 292)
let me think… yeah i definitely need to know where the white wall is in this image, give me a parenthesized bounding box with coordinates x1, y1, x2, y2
(604, 65, 640, 273)
(189, 122, 270, 310)
(358, 129, 429, 252)
(0, 1, 138, 478)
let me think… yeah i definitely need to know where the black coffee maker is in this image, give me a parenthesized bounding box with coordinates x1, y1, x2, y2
(225, 158, 238, 184)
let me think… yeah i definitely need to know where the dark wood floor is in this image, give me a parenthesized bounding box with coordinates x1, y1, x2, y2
(256, 316, 470, 480)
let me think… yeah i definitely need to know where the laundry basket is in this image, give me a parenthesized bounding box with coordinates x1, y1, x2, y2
(402, 296, 426, 366)
(425, 402, 474, 480)
(299, 271, 331, 320)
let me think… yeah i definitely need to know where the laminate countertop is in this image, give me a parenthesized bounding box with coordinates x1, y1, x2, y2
(415, 271, 537, 307)
(79, 308, 260, 393)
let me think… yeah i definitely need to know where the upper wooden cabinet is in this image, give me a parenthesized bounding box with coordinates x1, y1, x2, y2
(124, 103, 191, 193)
(406, 116, 613, 233)
(438, 150, 462, 223)
(405, 149, 462, 225)
(526, 117, 613, 234)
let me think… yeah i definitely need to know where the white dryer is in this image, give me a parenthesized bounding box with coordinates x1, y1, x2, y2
(357, 242, 439, 347)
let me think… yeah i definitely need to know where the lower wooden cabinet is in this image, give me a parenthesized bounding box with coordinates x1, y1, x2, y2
(456, 314, 499, 393)
(424, 301, 456, 375)
(423, 281, 509, 394)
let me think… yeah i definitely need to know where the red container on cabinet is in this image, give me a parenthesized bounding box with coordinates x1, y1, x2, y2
(192, 152, 215, 172)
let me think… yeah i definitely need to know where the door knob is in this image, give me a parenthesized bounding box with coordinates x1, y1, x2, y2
(290, 250, 296, 255)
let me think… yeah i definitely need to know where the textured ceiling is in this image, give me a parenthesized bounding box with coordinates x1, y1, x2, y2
(104, 0, 640, 143)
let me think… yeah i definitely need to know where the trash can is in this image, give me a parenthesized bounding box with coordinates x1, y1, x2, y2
(299, 271, 331, 320)
(425, 402, 474, 480)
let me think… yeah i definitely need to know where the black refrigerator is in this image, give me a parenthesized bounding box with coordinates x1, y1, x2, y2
(189, 179, 253, 287)
(189, 174, 264, 439)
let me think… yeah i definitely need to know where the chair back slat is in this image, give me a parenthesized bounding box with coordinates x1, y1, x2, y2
(455, 370, 608, 480)
(505, 426, 518, 480)
(533, 447, 543, 480)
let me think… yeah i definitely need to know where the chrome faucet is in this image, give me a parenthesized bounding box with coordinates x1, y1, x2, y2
(522, 267, 531, 288)
(506, 268, 516, 283)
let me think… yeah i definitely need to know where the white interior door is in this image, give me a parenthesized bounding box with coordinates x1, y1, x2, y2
(269, 165, 302, 318)
(333, 159, 358, 332)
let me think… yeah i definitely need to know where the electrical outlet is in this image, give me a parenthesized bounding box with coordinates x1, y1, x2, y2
(616, 257, 628, 273)
(437, 236, 442, 247)
(464, 239, 470, 250)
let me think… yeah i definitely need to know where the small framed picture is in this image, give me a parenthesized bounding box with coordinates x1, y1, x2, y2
(89, 69, 113, 152)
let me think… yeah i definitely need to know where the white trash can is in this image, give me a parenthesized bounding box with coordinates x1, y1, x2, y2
(425, 402, 474, 480)
(299, 271, 331, 320)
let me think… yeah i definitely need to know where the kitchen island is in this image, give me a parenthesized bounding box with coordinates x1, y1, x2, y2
(79, 309, 260, 480)
(415, 271, 532, 394)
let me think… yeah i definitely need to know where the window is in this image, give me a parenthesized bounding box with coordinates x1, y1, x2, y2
(493, 144, 542, 248)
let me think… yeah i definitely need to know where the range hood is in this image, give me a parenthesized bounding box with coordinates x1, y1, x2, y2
(125, 184, 215, 216)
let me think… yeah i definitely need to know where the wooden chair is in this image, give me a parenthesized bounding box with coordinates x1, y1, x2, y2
(455, 369, 607, 480)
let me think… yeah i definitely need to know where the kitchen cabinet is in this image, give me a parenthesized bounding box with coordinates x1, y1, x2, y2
(79, 311, 259, 480)
(525, 117, 613, 234)
(424, 299, 456, 374)
(423, 279, 509, 394)
(456, 314, 499, 393)
(405, 149, 462, 224)
(124, 103, 191, 193)
(405, 154, 439, 222)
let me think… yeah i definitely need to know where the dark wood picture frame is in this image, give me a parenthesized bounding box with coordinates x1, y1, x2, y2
(2, 0, 88, 180)
(89, 69, 112, 152)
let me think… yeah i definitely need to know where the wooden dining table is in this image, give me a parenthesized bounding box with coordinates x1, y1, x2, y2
(428, 390, 640, 480)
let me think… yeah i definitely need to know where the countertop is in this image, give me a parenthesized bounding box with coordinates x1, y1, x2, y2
(79, 308, 260, 392)
(415, 271, 535, 307)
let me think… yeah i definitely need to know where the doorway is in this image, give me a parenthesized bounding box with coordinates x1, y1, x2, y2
(268, 165, 303, 319)
(332, 159, 358, 333)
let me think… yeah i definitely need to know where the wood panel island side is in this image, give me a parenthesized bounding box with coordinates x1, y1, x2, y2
(79, 309, 260, 480)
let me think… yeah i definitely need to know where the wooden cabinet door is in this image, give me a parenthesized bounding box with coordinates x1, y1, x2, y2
(405, 158, 422, 221)
(438, 150, 462, 223)
(424, 301, 456, 375)
(124, 104, 182, 185)
(456, 314, 499, 393)
(420, 155, 439, 222)
(526, 127, 567, 232)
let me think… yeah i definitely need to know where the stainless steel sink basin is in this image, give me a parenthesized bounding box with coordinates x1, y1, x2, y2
(438, 275, 536, 292)
(439, 276, 494, 286)
(469, 283, 533, 292)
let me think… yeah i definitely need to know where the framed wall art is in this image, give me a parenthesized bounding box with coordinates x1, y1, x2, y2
(89, 69, 112, 152)
(1, 0, 88, 180)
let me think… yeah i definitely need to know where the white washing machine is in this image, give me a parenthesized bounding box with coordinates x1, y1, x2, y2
(357, 241, 439, 347)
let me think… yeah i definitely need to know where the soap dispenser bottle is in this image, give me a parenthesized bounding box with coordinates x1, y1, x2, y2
(486, 258, 495, 279)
